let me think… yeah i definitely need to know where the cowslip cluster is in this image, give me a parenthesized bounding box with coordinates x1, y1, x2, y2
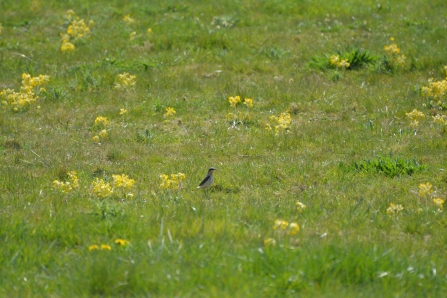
(330, 55, 350, 68)
(159, 173, 186, 190)
(273, 219, 300, 235)
(1, 73, 50, 111)
(433, 198, 445, 210)
(53, 171, 79, 193)
(60, 10, 94, 53)
(384, 37, 406, 67)
(417, 182, 445, 211)
(386, 203, 404, 215)
(92, 179, 113, 198)
(418, 182, 433, 198)
(432, 114, 447, 126)
(121, 14, 139, 40)
(265, 111, 292, 135)
(228, 95, 253, 108)
(114, 73, 137, 90)
(405, 109, 425, 127)
(92, 116, 109, 143)
(94, 116, 109, 127)
(227, 95, 254, 125)
(422, 66, 447, 108)
(226, 96, 253, 125)
(112, 174, 135, 193)
(264, 219, 300, 247)
(92, 174, 135, 199)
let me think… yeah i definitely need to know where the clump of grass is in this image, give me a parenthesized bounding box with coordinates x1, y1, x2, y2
(343, 155, 426, 178)
(345, 49, 378, 69)
(308, 48, 378, 71)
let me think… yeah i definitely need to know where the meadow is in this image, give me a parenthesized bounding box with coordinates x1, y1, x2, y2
(1, 0, 447, 296)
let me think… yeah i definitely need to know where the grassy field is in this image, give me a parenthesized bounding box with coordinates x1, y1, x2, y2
(1, 0, 447, 296)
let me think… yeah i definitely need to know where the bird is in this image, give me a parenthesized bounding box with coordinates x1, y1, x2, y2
(197, 167, 217, 189)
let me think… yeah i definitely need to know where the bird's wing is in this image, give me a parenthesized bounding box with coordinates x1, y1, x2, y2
(198, 175, 211, 187)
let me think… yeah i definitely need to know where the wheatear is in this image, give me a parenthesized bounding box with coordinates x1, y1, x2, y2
(197, 167, 217, 189)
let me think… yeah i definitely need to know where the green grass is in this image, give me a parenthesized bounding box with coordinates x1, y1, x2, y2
(1, 0, 447, 296)
(343, 155, 427, 178)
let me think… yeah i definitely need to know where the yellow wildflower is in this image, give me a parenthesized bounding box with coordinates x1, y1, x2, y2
(419, 182, 433, 197)
(65, 10, 76, 20)
(338, 58, 350, 68)
(383, 39, 407, 67)
(229, 96, 241, 107)
(61, 42, 75, 52)
(67, 171, 79, 189)
(268, 111, 292, 135)
(21, 73, 50, 89)
(101, 244, 112, 251)
(129, 31, 137, 40)
(386, 203, 404, 215)
(122, 14, 135, 24)
(99, 129, 108, 139)
(433, 114, 446, 125)
(67, 19, 91, 40)
(1, 89, 31, 108)
(296, 201, 306, 212)
(171, 172, 186, 182)
(159, 174, 170, 189)
(395, 54, 406, 66)
(92, 135, 100, 143)
(330, 55, 340, 66)
(53, 180, 72, 193)
(288, 222, 300, 235)
(164, 107, 176, 118)
(112, 174, 135, 191)
(92, 179, 113, 198)
(159, 173, 185, 190)
(330, 55, 349, 68)
(52, 170, 78, 193)
(278, 112, 292, 128)
(94, 116, 109, 127)
(226, 113, 237, 121)
(114, 73, 136, 90)
(405, 109, 425, 127)
(433, 198, 445, 210)
(264, 238, 276, 247)
(273, 219, 289, 231)
(120, 108, 128, 115)
(384, 44, 400, 55)
(421, 72, 447, 107)
(115, 239, 130, 246)
(243, 98, 253, 108)
(147, 28, 153, 34)
(88, 245, 99, 251)
(60, 33, 70, 43)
